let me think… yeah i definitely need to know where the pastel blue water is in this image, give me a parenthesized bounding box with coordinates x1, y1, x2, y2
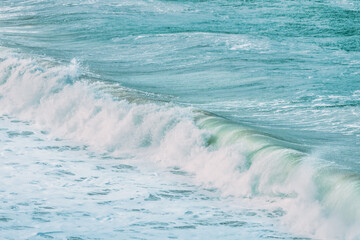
(0, 0, 360, 239)
(1, 0, 359, 161)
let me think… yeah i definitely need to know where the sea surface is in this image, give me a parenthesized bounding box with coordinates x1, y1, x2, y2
(0, 0, 360, 239)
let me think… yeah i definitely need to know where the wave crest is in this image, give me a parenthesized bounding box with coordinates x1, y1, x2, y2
(0, 49, 359, 239)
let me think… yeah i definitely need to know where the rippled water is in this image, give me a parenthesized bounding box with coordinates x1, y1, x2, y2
(0, 0, 360, 239)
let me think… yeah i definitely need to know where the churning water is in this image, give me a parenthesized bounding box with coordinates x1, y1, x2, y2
(0, 0, 360, 239)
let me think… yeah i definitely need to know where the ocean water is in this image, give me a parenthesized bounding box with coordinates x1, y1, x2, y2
(0, 0, 360, 239)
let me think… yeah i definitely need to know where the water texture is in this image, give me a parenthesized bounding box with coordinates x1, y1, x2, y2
(0, 0, 360, 239)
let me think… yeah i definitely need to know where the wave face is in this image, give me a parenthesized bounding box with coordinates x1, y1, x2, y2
(1, 48, 360, 239)
(1, 0, 360, 239)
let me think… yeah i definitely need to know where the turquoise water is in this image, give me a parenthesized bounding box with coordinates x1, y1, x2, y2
(0, 0, 360, 239)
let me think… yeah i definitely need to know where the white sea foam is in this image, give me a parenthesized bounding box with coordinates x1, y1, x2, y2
(1, 49, 359, 239)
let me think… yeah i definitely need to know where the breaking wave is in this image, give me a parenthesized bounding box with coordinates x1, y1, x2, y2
(1, 48, 359, 239)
